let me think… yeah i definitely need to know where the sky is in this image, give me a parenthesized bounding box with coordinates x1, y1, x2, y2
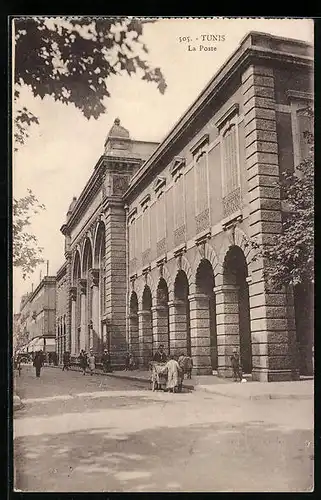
(12, 17, 314, 312)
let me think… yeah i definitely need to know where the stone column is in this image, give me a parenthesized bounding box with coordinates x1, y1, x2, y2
(70, 287, 77, 356)
(104, 200, 128, 368)
(248, 273, 297, 381)
(138, 310, 153, 368)
(214, 284, 240, 378)
(65, 251, 72, 352)
(188, 293, 212, 375)
(79, 278, 87, 351)
(90, 269, 100, 353)
(151, 305, 169, 354)
(128, 313, 139, 361)
(168, 300, 188, 357)
(242, 64, 297, 381)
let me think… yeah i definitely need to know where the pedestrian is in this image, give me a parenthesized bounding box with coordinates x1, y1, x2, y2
(129, 352, 135, 371)
(125, 351, 130, 371)
(14, 355, 22, 376)
(102, 348, 111, 373)
(230, 349, 242, 382)
(33, 350, 44, 378)
(153, 344, 167, 363)
(88, 349, 95, 376)
(162, 354, 183, 393)
(79, 349, 88, 375)
(178, 352, 193, 380)
(62, 350, 70, 371)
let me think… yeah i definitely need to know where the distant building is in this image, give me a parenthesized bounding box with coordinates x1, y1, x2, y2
(16, 276, 56, 354)
(56, 32, 313, 380)
(56, 262, 69, 363)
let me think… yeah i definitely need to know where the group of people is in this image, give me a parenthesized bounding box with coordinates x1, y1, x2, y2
(78, 348, 112, 376)
(28, 343, 243, 383)
(151, 344, 194, 393)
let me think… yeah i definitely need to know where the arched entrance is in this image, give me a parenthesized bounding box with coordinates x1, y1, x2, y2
(195, 259, 217, 370)
(129, 291, 139, 361)
(223, 245, 252, 374)
(82, 238, 93, 351)
(139, 285, 153, 367)
(155, 278, 170, 354)
(94, 221, 106, 352)
(72, 251, 81, 354)
(173, 270, 191, 356)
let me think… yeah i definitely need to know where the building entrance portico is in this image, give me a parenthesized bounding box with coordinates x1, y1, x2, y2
(195, 259, 217, 371)
(138, 286, 153, 367)
(169, 270, 191, 358)
(215, 245, 252, 377)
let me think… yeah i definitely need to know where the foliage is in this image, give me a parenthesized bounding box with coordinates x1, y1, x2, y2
(246, 107, 314, 290)
(13, 315, 29, 352)
(13, 190, 45, 278)
(14, 17, 166, 149)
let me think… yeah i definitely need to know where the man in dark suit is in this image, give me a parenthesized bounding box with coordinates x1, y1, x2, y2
(153, 344, 167, 363)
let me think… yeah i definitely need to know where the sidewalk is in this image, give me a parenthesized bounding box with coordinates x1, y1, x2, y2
(49, 364, 314, 401)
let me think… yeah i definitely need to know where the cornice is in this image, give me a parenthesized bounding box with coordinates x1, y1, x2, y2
(124, 39, 313, 202)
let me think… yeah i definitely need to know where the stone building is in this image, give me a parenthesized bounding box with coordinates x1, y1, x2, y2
(58, 32, 313, 380)
(55, 262, 69, 363)
(16, 276, 57, 353)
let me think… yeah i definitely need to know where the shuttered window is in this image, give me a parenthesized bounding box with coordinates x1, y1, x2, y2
(222, 124, 239, 196)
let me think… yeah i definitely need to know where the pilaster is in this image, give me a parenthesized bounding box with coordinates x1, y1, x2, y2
(151, 305, 169, 352)
(214, 284, 240, 378)
(242, 64, 297, 381)
(138, 309, 153, 367)
(188, 293, 212, 375)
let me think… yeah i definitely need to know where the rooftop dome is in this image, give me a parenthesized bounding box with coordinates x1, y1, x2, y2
(107, 118, 130, 139)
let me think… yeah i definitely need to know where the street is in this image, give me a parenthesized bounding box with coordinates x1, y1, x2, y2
(14, 365, 314, 493)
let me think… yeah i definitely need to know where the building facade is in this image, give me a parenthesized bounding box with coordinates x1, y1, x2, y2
(58, 32, 314, 380)
(55, 262, 69, 363)
(16, 276, 57, 352)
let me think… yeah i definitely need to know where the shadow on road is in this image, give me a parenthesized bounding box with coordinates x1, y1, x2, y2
(14, 419, 314, 493)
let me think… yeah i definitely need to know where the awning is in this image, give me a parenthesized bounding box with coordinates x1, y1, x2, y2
(27, 337, 56, 352)
(27, 338, 39, 350)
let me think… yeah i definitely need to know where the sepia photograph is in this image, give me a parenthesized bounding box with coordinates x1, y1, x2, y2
(12, 16, 314, 493)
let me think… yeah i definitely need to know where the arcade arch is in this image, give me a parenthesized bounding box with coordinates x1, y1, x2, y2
(195, 259, 217, 370)
(223, 245, 252, 374)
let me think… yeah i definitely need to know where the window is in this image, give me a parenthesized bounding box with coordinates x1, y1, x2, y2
(287, 90, 313, 168)
(156, 193, 166, 242)
(222, 125, 239, 196)
(140, 195, 151, 252)
(128, 217, 136, 260)
(174, 176, 184, 229)
(154, 177, 166, 244)
(216, 104, 240, 218)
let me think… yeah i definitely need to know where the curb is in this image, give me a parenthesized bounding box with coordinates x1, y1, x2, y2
(193, 385, 313, 400)
(48, 364, 195, 390)
(44, 365, 312, 400)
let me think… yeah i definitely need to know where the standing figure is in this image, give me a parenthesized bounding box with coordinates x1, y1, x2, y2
(230, 349, 242, 382)
(102, 349, 111, 373)
(62, 351, 70, 371)
(129, 352, 135, 371)
(178, 352, 193, 380)
(153, 344, 167, 363)
(124, 351, 130, 371)
(88, 350, 95, 376)
(163, 355, 183, 393)
(79, 349, 88, 375)
(33, 350, 44, 378)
